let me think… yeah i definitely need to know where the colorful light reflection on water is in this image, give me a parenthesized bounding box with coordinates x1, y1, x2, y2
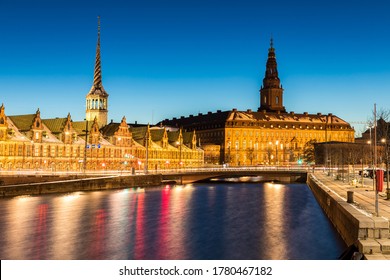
(0, 183, 346, 260)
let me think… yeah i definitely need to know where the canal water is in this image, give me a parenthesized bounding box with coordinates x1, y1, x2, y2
(0, 182, 346, 260)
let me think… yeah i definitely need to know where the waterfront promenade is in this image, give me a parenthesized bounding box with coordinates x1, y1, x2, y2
(310, 170, 390, 260)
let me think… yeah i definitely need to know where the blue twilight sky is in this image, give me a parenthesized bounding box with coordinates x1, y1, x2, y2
(1, 0, 390, 136)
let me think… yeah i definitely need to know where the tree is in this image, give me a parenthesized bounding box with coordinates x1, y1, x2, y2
(246, 148, 254, 165)
(266, 146, 272, 164)
(303, 139, 317, 164)
(366, 107, 390, 142)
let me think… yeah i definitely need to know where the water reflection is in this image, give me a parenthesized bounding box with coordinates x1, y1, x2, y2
(52, 193, 83, 259)
(263, 182, 287, 259)
(33, 203, 49, 259)
(0, 183, 346, 260)
(134, 191, 145, 259)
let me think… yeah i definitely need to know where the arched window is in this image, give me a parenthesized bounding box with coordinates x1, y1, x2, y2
(276, 96, 279, 105)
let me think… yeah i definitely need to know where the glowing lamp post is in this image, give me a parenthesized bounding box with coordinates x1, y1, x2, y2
(165, 160, 170, 170)
(176, 140, 182, 169)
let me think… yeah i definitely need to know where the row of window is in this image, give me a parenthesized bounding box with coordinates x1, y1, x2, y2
(0, 143, 202, 162)
(226, 130, 352, 140)
(226, 121, 350, 130)
(227, 140, 297, 151)
(0, 143, 140, 159)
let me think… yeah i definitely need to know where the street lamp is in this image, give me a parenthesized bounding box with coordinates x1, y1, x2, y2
(83, 120, 89, 173)
(143, 129, 149, 174)
(176, 140, 182, 169)
(373, 104, 378, 216)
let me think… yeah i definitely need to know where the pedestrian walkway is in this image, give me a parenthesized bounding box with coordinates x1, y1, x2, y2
(313, 171, 390, 220)
(311, 171, 390, 260)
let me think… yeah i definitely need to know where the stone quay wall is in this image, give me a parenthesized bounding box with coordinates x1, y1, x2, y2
(0, 174, 162, 197)
(307, 174, 389, 247)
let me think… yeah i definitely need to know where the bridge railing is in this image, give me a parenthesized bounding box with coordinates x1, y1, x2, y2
(0, 165, 310, 178)
(156, 165, 310, 174)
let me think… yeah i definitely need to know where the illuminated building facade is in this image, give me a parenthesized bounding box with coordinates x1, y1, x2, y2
(0, 18, 203, 172)
(161, 40, 355, 165)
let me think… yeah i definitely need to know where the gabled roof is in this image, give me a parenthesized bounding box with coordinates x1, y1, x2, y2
(150, 128, 164, 142)
(8, 114, 35, 131)
(100, 122, 121, 137)
(72, 121, 92, 135)
(5, 117, 30, 142)
(131, 126, 147, 142)
(182, 130, 195, 144)
(41, 123, 63, 143)
(250, 111, 351, 126)
(42, 118, 67, 134)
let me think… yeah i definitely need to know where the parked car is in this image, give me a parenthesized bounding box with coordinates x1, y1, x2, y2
(358, 168, 373, 178)
(359, 168, 390, 181)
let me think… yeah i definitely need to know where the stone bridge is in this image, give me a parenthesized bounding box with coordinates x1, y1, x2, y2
(0, 167, 309, 197)
(161, 168, 308, 184)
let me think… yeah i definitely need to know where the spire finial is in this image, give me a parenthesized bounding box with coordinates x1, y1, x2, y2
(270, 35, 274, 49)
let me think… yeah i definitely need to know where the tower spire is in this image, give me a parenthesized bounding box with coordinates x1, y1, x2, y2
(86, 16, 109, 128)
(93, 15, 102, 88)
(258, 38, 286, 112)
